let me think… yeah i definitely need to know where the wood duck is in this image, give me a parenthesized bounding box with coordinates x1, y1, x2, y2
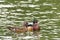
(23, 18, 40, 32)
(33, 18, 40, 31)
(7, 18, 40, 34)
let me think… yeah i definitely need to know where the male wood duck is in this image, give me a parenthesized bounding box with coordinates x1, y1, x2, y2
(24, 18, 40, 32)
(7, 18, 40, 33)
(33, 18, 40, 31)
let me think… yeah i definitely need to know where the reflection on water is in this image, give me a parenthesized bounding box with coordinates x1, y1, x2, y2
(0, 0, 60, 40)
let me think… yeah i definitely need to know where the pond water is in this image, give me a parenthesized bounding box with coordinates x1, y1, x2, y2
(0, 0, 60, 40)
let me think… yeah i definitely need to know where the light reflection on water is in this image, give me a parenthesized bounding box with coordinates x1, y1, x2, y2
(0, 0, 60, 40)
